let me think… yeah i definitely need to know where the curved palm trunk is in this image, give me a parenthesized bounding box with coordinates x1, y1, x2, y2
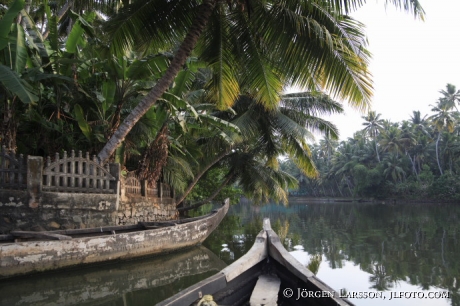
(176, 149, 230, 207)
(435, 132, 443, 175)
(178, 172, 235, 212)
(375, 138, 380, 162)
(97, 0, 216, 163)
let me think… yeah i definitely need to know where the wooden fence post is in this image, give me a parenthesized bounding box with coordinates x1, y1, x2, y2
(109, 163, 120, 210)
(141, 180, 148, 197)
(27, 156, 43, 209)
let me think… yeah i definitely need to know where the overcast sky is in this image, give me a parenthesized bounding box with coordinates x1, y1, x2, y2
(318, 0, 460, 141)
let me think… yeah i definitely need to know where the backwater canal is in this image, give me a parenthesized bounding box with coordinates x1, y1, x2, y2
(1, 199, 458, 306)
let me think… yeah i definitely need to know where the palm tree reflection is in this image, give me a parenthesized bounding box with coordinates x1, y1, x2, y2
(369, 264, 394, 291)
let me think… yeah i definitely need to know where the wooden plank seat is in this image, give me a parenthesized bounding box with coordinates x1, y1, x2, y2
(249, 274, 281, 306)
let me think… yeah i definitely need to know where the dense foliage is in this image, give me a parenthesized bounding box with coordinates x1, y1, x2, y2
(283, 84, 460, 201)
(0, 0, 424, 205)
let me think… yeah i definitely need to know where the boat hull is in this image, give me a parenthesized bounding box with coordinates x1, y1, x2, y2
(157, 218, 353, 306)
(0, 246, 226, 306)
(0, 201, 229, 279)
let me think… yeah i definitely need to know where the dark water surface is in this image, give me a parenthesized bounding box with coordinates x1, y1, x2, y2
(1, 199, 459, 306)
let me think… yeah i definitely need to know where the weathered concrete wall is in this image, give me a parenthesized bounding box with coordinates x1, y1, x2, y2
(0, 154, 178, 232)
(117, 194, 177, 225)
(0, 190, 177, 232)
(0, 190, 33, 231)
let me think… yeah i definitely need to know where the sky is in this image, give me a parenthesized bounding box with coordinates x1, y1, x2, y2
(315, 0, 460, 141)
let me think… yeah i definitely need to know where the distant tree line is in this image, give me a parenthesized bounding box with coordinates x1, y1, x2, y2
(282, 84, 460, 201)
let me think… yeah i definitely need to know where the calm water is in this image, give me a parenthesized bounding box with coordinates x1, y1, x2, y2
(1, 199, 459, 306)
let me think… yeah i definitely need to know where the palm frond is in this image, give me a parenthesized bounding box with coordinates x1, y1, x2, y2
(198, 3, 240, 110)
(104, 0, 196, 55)
(256, 2, 372, 110)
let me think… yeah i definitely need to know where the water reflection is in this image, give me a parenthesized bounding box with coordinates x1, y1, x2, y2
(0, 246, 226, 306)
(2, 200, 459, 306)
(203, 200, 460, 306)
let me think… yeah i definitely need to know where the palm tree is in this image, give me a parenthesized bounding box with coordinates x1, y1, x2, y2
(438, 83, 460, 110)
(361, 111, 384, 161)
(95, 0, 424, 163)
(176, 90, 343, 206)
(407, 111, 430, 176)
(319, 135, 338, 166)
(382, 154, 406, 183)
(429, 101, 456, 175)
(379, 125, 404, 157)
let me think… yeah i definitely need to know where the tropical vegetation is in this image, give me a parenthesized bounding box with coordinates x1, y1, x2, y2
(0, 0, 424, 206)
(283, 84, 460, 201)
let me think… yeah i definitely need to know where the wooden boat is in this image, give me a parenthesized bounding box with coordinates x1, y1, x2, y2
(0, 245, 227, 306)
(157, 218, 353, 306)
(0, 200, 229, 279)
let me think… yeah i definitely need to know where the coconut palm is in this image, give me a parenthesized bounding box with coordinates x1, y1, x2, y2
(429, 101, 457, 175)
(379, 125, 404, 157)
(438, 83, 460, 111)
(95, 0, 424, 163)
(382, 154, 406, 183)
(176, 90, 344, 206)
(361, 111, 384, 161)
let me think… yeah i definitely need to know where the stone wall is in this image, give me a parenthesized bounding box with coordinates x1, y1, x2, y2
(0, 150, 177, 233)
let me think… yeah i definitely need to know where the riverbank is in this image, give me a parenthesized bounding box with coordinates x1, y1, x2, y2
(288, 196, 459, 204)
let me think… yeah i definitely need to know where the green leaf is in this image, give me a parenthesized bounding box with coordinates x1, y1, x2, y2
(102, 80, 116, 114)
(0, 64, 38, 103)
(0, 0, 24, 51)
(48, 16, 59, 53)
(66, 11, 96, 54)
(161, 92, 199, 118)
(74, 104, 92, 141)
(171, 70, 194, 97)
(199, 114, 241, 134)
(23, 68, 73, 82)
(149, 55, 170, 74)
(20, 10, 48, 61)
(8, 23, 28, 74)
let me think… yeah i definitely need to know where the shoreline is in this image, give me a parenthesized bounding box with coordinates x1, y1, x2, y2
(287, 196, 459, 205)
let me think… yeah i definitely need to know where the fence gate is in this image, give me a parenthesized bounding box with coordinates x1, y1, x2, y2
(43, 151, 116, 194)
(0, 146, 27, 190)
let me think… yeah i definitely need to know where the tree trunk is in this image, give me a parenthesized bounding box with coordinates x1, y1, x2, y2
(178, 172, 235, 212)
(335, 179, 344, 197)
(136, 122, 169, 185)
(346, 177, 353, 196)
(97, 0, 216, 163)
(435, 132, 443, 175)
(374, 138, 380, 162)
(407, 153, 418, 178)
(175, 149, 230, 206)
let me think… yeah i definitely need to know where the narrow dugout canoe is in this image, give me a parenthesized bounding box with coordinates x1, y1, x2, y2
(0, 246, 227, 306)
(0, 200, 229, 279)
(157, 218, 354, 306)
